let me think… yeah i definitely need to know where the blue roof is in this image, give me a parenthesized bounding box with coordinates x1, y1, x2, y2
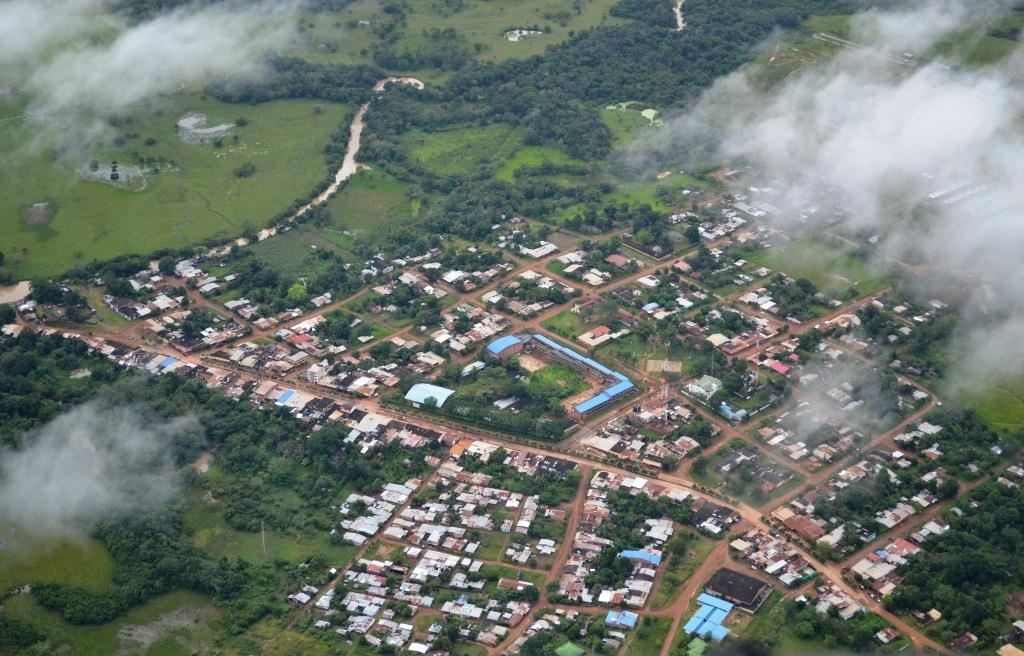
(642, 302, 660, 311)
(405, 383, 456, 407)
(619, 550, 662, 566)
(697, 594, 735, 613)
(159, 356, 176, 368)
(276, 389, 295, 405)
(606, 610, 639, 629)
(486, 335, 521, 355)
(685, 595, 733, 643)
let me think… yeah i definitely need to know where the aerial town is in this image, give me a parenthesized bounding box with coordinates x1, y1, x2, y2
(2, 0, 1024, 655)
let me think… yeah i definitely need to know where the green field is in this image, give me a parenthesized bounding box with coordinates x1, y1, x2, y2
(957, 379, 1024, 433)
(0, 95, 350, 279)
(180, 491, 356, 565)
(324, 168, 420, 239)
(651, 530, 715, 610)
(403, 124, 523, 177)
(2, 590, 218, 656)
(0, 537, 113, 592)
(528, 362, 589, 399)
(626, 616, 673, 656)
(749, 238, 890, 295)
(495, 145, 585, 182)
(601, 105, 659, 146)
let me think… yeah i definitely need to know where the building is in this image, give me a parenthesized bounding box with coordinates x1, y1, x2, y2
(405, 383, 456, 408)
(486, 335, 525, 358)
(686, 375, 723, 402)
(704, 568, 772, 612)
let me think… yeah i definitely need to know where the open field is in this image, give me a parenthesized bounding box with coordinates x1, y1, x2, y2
(285, 0, 627, 70)
(749, 238, 890, 295)
(651, 530, 715, 610)
(0, 537, 113, 592)
(402, 124, 523, 177)
(324, 168, 420, 240)
(495, 145, 585, 182)
(180, 490, 356, 565)
(625, 616, 673, 656)
(957, 379, 1024, 433)
(2, 590, 219, 656)
(0, 95, 350, 279)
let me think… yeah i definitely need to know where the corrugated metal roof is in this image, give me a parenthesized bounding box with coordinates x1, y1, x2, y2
(405, 383, 456, 407)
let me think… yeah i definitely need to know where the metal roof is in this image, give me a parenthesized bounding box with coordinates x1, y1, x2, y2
(404, 383, 456, 407)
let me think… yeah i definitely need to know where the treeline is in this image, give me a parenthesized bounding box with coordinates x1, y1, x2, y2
(207, 56, 381, 106)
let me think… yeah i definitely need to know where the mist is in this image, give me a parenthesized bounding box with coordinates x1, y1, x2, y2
(631, 0, 1024, 385)
(24, 1, 297, 117)
(0, 402, 198, 539)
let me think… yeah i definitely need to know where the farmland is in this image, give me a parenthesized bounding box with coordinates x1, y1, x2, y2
(749, 238, 891, 296)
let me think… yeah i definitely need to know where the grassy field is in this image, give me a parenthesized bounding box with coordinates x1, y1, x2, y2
(601, 105, 659, 146)
(957, 379, 1024, 433)
(0, 537, 113, 592)
(749, 238, 890, 295)
(285, 0, 627, 70)
(651, 530, 715, 610)
(626, 616, 673, 656)
(3, 590, 218, 656)
(495, 145, 584, 182)
(0, 95, 350, 279)
(324, 168, 420, 239)
(402, 124, 523, 177)
(528, 362, 589, 398)
(180, 490, 356, 565)
(542, 309, 589, 340)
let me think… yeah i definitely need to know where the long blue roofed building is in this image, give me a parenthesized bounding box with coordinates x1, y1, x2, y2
(485, 333, 636, 417)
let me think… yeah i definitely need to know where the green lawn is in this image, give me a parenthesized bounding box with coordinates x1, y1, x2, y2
(651, 530, 715, 610)
(2, 590, 218, 656)
(402, 124, 523, 177)
(749, 238, 891, 295)
(542, 309, 589, 340)
(0, 95, 351, 279)
(528, 362, 588, 399)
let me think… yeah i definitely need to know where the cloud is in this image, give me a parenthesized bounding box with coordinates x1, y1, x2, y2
(24, 1, 298, 116)
(0, 0, 111, 67)
(0, 402, 198, 537)
(632, 0, 1024, 385)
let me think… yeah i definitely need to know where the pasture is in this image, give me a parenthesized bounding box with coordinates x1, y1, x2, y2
(325, 169, 420, 240)
(402, 123, 523, 177)
(0, 537, 113, 592)
(0, 95, 349, 279)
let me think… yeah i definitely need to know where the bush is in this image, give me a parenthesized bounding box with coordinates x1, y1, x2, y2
(234, 162, 257, 178)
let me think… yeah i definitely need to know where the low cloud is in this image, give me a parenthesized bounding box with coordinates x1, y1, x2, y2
(631, 0, 1024, 385)
(25, 1, 297, 117)
(0, 402, 198, 537)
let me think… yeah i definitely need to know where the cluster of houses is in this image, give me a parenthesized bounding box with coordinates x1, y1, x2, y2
(580, 411, 702, 469)
(430, 303, 512, 354)
(729, 529, 817, 588)
(481, 270, 577, 318)
(711, 443, 796, 495)
(337, 479, 422, 546)
(849, 523, 949, 599)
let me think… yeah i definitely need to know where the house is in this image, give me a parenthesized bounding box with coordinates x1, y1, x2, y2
(686, 375, 723, 402)
(605, 254, 629, 268)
